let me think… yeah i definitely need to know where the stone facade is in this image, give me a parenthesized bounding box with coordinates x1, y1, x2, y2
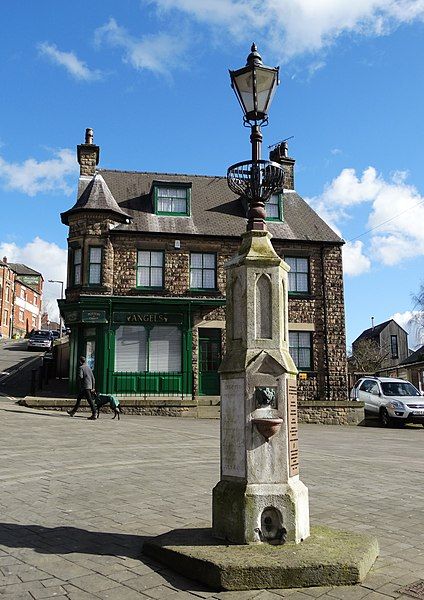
(65, 221, 347, 403)
(59, 131, 349, 417)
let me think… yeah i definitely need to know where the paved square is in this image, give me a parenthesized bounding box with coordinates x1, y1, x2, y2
(0, 398, 423, 599)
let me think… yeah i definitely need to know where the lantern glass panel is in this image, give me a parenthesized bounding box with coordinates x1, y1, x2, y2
(233, 70, 255, 115)
(256, 67, 278, 114)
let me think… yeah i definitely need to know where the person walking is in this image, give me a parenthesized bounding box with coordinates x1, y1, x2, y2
(67, 356, 97, 420)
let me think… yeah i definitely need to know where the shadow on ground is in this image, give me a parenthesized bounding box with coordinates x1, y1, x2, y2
(358, 416, 424, 429)
(0, 522, 213, 592)
(0, 522, 146, 559)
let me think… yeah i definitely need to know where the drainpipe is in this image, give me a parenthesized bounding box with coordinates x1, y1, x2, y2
(320, 245, 331, 402)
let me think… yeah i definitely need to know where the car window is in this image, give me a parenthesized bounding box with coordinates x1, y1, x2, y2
(359, 380, 375, 392)
(31, 331, 51, 339)
(369, 382, 380, 395)
(381, 382, 420, 397)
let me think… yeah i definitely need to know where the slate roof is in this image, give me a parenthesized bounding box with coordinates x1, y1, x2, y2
(61, 173, 131, 225)
(353, 319, 408, 346)
(76, 169, 343, 243)
(8, 263, 42, 277)
(400, 344, 424, 366)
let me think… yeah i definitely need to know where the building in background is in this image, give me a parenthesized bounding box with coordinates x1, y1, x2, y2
(58, 130, 351, 423)
(0, 258, 43, 337)
(351, 319, 409, 374)
(398, 345, 424, 391)
(41, 312, 60, 331)
(0, 259, 15, 338)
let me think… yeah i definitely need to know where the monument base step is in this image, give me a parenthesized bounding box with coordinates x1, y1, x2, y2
(142, 524, 378, 591)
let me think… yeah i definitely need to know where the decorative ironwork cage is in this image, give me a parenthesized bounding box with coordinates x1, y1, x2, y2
(227, 159, 284, 203)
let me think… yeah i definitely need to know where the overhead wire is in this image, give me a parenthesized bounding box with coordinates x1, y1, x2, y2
(346, 197, 424, 243)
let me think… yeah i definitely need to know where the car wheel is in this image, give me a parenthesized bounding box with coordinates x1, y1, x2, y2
(380, 408, 393, 428)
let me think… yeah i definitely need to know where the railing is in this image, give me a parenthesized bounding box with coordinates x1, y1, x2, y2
(111, 370, 193, 399)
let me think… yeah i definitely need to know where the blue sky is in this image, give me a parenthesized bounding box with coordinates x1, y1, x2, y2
(1, 0, 424, 348)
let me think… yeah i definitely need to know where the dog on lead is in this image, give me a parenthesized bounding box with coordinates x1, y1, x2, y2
(92, 392, 122, 420)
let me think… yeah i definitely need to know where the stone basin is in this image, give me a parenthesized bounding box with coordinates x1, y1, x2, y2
(251, 417, 284, 441)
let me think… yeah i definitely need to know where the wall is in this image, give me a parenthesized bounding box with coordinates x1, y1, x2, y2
(380, 321, 409, 369)
(13, 281, 41, 336)
(0, 266, 15, 338)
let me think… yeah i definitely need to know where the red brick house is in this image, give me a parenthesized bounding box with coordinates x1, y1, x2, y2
(0, 259, 43, 337)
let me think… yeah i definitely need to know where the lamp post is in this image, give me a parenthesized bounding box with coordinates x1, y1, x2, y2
(48, 280, 64, 340)
(227, 43, 284, 231)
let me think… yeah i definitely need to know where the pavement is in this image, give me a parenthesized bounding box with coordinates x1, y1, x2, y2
(0, 396, 423, 600)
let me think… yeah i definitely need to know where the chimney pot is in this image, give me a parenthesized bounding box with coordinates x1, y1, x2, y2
(2, 256, 7, 263)
(85, 128, 94, 145)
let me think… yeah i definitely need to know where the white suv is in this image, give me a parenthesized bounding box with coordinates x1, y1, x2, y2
(350, 376, 424, 427)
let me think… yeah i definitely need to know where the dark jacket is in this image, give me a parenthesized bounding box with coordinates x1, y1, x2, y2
(79, 363, 95, 390)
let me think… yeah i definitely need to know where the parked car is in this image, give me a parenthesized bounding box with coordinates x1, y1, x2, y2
(350, 376, 424, 427)
(50, 330, 60, 340)
(27, 330, 53, 351)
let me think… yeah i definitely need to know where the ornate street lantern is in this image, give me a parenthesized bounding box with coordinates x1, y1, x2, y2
(227, 44, 284, 231)
(229, 43, 279, 125)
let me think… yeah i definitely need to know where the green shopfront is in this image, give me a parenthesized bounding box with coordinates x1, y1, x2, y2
(59, 297, 225, 397)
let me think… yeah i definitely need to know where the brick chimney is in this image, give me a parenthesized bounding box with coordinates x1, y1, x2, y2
(77, 128, 100, 176)
(269, 141, 295, 190)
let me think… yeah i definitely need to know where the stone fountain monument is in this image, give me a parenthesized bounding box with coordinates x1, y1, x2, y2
(212, 228, 310, 545)
(143, 45, 378, 592)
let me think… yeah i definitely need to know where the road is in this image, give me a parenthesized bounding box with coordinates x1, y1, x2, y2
(0, 338, 44, 398)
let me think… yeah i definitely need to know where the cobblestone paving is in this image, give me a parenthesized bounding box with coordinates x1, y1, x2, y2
(0, 398, 423, 599)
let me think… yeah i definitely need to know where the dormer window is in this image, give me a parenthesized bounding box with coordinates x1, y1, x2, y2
(153, 183, 191, 216)
(266, 193, 283, 221)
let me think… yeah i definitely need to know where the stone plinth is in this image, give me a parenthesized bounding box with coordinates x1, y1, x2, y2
(143, 525, 379, 591)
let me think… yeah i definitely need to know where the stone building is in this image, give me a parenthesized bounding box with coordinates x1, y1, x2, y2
(59, 130, 351, 422)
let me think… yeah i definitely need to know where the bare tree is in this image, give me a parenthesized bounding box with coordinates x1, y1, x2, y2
(349, 339, 391, 373)
(411, 282, 424, 346)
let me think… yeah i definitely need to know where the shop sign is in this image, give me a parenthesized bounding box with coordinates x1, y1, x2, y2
(82, 310, 108, 324)
(113, 311, 183, 324)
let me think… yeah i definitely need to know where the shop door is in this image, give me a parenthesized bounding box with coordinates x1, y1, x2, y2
(199, 329, 221, 396)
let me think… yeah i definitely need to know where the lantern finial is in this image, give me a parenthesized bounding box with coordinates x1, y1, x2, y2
(247, 43, 263, 67)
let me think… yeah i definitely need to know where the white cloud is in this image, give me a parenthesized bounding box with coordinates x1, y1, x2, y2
(307, 166, 424, 270)
(145, 0, 424, 60)
(0, 148, 78, 196)
(95, 18, 189, 77)
(342, 240, 371, 276)
(0, 238, 67, 322)
(38, 42, 102, 81)
(391, 311, 424, 349)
